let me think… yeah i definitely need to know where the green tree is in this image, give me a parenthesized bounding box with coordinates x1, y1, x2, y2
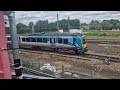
(34, 20, 49, 33)
(58, 19, 80, 31)
(70, 19, 80, 29)
(49, 22, 57, 31)
(34, 19, 80, 32)
(101, 20, 111, 30)
(89, 20, 101, 30)
(16, 23, 29, 34)
(109, 19, 120, 30)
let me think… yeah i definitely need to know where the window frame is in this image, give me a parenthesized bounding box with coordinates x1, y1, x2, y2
(31, 38, 36, 42)
(58, 38, 62, 44)
(50, 38, 52, 43)
(26, 38, 31, 42)
(37, 38, 42, 42)
(63, 39, 68, 44)
(43, 38, 48, 43)
(22, 38, 26, 42)
(7, 37, 11, 41)
(54, 38, 55, 43)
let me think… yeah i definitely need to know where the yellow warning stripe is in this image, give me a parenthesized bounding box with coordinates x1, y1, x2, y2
(82, 43, 87, 48)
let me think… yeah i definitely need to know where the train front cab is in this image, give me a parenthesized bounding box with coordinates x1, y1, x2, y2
(82, 36, 88, 52)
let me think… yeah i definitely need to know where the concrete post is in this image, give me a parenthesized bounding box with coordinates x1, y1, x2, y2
(57, 14, 59, 32)
(68, 16, 70, 32)
(8, 11, 22, 79)
(32, 24, 35, 34)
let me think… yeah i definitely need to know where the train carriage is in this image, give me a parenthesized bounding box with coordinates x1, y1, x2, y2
(6, 34, 88, 54)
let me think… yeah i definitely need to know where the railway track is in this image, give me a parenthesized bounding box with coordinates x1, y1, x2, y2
(20, 49, 92, 61)
(86, 39, 120, 44)
(19, 49, 120, 63)
(85, 52, 120, 62)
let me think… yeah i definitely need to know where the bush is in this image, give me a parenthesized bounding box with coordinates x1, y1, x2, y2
(98, 32, 107, 37)
(22, 60, 33, 68)
(40, 69, 55, 75)
(85, 31, 120, 37)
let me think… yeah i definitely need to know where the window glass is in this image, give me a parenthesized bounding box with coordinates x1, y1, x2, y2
(43, 38, 47, 43)
(58, 38, 62, 43)
(50, 38, 52, 43)
(22, 38, 26, 42)
(63, 39, 68, 44)
(82, 38, 86, 44)
(31, 38, 36, 42)
(73, 38, 75, 45)
(26, 38, 30, 42)
(7, 37, 11, 41)
(37, 38, 42, 42)
(54, 38, 55, 43)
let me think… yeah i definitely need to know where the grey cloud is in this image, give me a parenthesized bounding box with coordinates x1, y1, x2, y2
(15, 11, 120, 25)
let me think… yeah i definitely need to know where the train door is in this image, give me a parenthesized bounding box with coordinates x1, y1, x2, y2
(73, 37, 76, 47)
(50, 36, 56, 48)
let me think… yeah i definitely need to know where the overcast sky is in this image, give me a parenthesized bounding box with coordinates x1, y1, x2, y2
(15, 11, 120, 25)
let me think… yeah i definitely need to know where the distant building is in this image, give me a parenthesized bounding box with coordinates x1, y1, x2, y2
(59, 29, 63, 33)
(69, 29, 81, 34)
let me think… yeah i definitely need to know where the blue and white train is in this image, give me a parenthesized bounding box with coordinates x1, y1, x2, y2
(6, 34, 88, 54)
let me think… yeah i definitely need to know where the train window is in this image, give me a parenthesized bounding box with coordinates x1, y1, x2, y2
(22, 38, 26, 42)
(63, 39, 68, 44)
(31, 38, 36, 42)
(37, 38, 42, 42)
(82, 38, 86, 44)
(26, 38, 30, 42)
(9, 37, 11, 41)
(7, 37, 11, 41)
(54, 38, 55, 43)
(73, 38, 75, 45)
(50, 38, 52, 43)
(58, 38, 62, 43)
(43, 38, 47, 43)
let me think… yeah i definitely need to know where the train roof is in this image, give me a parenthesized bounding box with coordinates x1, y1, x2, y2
(7, 32, 84, 37)
(23, 33, 82, 36)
